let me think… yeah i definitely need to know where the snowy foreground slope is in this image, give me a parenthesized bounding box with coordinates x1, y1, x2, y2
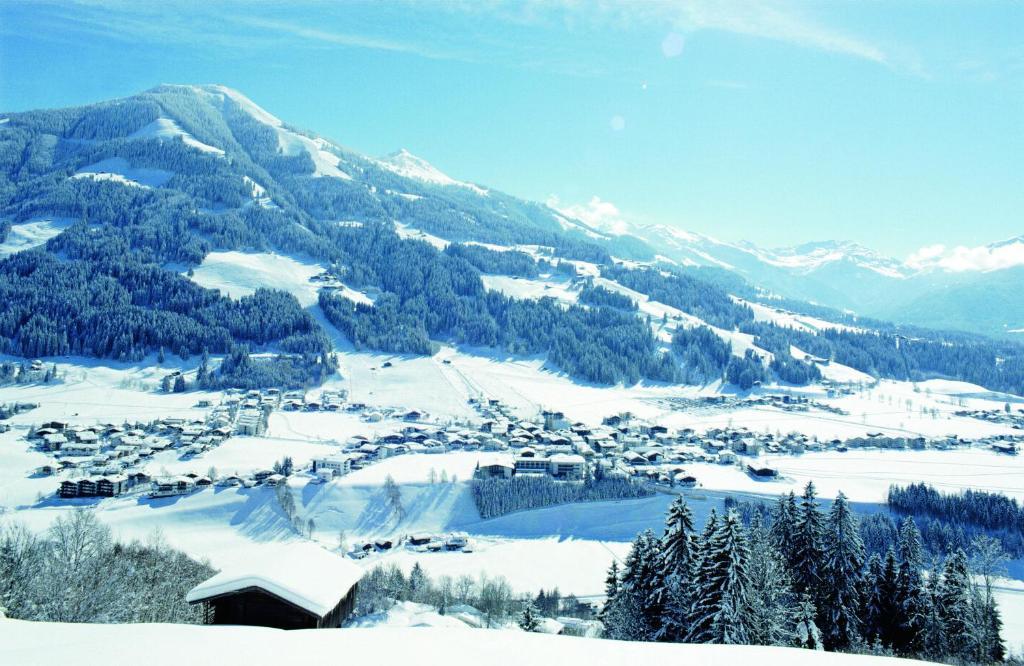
(0, 620, 931, 666)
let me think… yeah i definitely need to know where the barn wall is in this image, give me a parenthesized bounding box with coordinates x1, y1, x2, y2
(210, 588, 317, 630)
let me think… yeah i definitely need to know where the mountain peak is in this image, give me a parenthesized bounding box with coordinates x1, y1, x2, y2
(378, 149, 487, 195)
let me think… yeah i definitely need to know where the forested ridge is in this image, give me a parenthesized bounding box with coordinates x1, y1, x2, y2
(3, 85, 1024, 393)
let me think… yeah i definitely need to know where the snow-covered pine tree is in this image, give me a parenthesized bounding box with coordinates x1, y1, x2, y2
(918, 570, 948, 660)
(519, 602, 540, 632)
(791, 482, 825, 608)
(655, 496, 696, 642)
(859, 553, 885, 645)
(876, 548, 901, 648)
(893, 517, 927, 655)
(819, 491, 864, 650)
(661, 496, 696, 576)
(597, 559, 620, 629)
(686, 507, 719, 634)
(605, 530, 661, 641)
(970, 534, 1008, 663)
(770, 491, 798, 568)
(688, 510, 754, 645)
(746, 513, 797, 646)
(978, 587, 1006, 663)
(937, 549, 980, 662)
(794, 595, 823, 650)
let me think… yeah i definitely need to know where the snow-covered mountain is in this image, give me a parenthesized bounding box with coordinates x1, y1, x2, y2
(377, 148, 488, 196)
(1, 83, 1019, 341)
(622, 225, 1024, 338)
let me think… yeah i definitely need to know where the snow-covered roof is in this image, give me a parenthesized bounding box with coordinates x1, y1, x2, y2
(186, 545, 362, 617)
(548, 453, 585, 464)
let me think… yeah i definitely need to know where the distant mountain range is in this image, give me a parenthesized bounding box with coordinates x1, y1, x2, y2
(598, 223, 1024, 339)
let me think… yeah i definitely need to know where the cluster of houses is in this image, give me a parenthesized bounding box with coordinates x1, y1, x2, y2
(280, 389, 348, 412)
(306, 397, 1024, 492)
(227, 388, 280, 436)
(0, 359, 52, 384)
(32, 403, 241, 499)
(657, 393, 849, 417)
(0, 401, 37, 421)
(956, 407, 1024, 431)
(346, 532, 472, 559)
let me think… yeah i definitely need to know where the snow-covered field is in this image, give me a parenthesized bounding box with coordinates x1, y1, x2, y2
(72, 157, 173, 188)
(129, 117, 224, 155)
(0, 216, 76, 257)
(394, 220, 449, 249)
(187, 251, 325, 306)
(0, 620, 929, 666)
(480, 274, 579, 305)
(145, 436, 337, 478)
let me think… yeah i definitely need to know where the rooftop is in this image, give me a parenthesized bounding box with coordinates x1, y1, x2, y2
(186, 544, 363, 617)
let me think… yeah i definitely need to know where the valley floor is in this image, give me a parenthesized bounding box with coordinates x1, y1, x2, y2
(2, 345, 1024, 655)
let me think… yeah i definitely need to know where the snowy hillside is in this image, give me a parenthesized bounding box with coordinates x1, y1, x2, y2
(378, 148, 488, 195)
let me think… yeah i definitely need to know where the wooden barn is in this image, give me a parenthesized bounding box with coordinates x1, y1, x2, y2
(186, 545, 362, 630)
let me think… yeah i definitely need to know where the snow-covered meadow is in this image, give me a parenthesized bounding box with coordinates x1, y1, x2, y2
(0, 217, 76, 257)
(0, 620, 930, 666)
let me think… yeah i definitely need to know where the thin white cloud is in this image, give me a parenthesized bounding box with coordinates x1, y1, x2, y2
(15, 0, 897, 75)
(236, 17, 460, 62)
(906, 238, 1024, 273)
(459, 0, 892, 66)
(664, 0, 888, 65)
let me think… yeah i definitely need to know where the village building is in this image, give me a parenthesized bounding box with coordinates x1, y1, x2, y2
(311, 454, 355, 478)
(186, 546, 362, 630)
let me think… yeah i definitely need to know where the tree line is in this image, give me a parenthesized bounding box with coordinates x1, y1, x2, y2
(602, 485, 1005, 664)
(470, 471, 652, 520)
(0, 511, 214, 624)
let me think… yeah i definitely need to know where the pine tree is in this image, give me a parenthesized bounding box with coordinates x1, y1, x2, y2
(971, 535, 1008, 663)
(196, 349, 210, 386)
(819, 492, 864, 650)
(406, 562, 428, 603)
(860, 553, 885, 645)
(519, 602, 540, 632)
(893, 517, 926, 655)
(918, 571, 948, 660)
(937, 549, 978, 662)
(656, 497, 696, 642)
(604, 532, 660, 641)
(660, 497, 695, 575)
(791, 483, 824, 607)
(747, 514, 797, 646)
(794, 595, 823, 650)
(688, 510, 754, 645)
(601, 560, 620, 613)
(876, 548, 901, 648)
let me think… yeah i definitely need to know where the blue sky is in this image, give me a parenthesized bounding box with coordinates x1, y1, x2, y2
(0, 0, 1021, 257)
